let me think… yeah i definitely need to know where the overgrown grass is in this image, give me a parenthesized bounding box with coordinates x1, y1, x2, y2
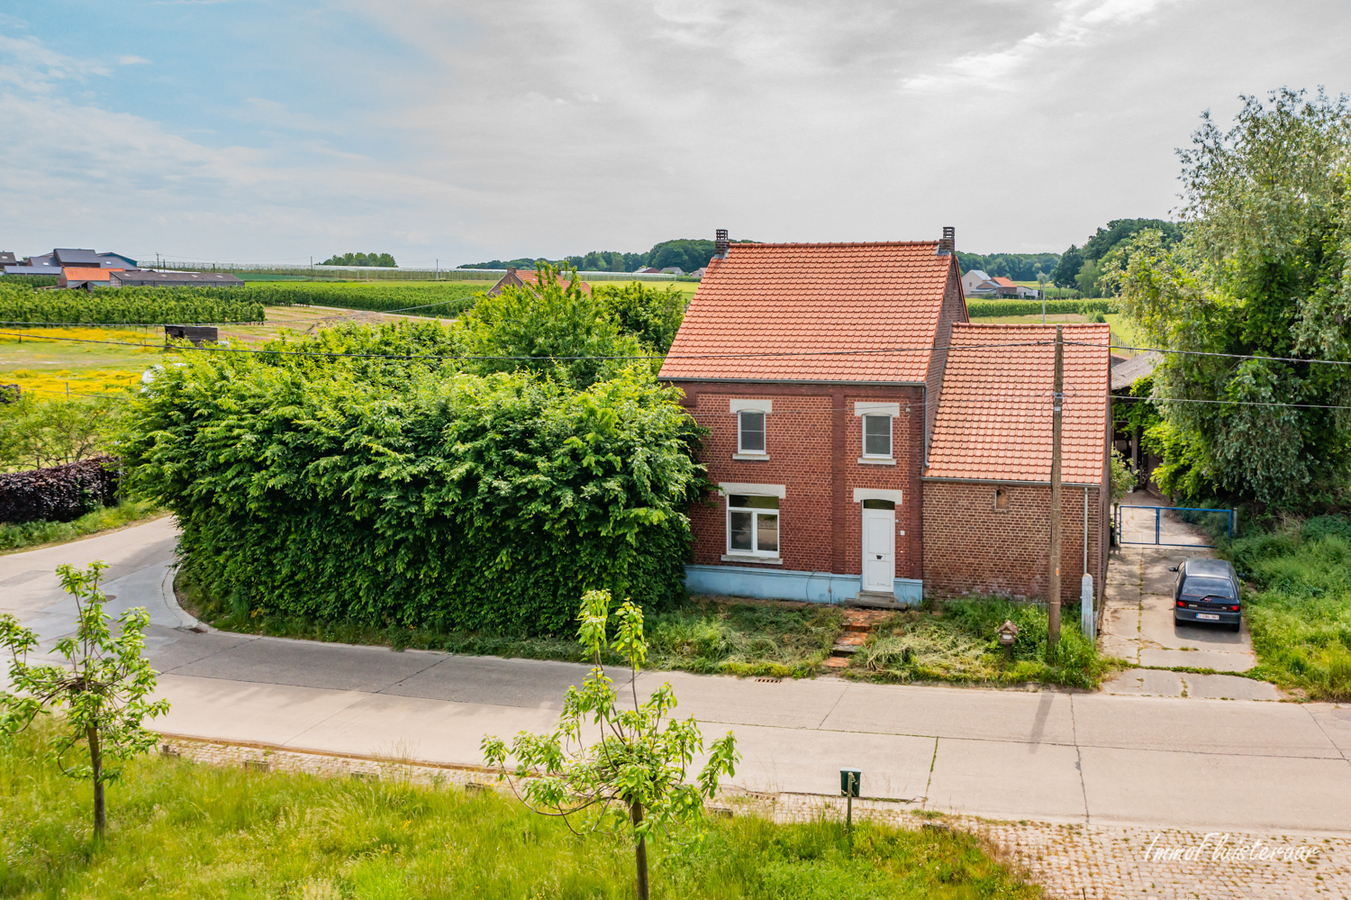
(1224, 515, 1351, 700)
(180, 572, 842, 677)
(0, 499, 164, 553)
(0, 728, 1042, 899)
(848, 599, 1116, 689)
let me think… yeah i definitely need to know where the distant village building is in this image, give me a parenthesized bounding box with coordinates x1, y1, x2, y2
(110, 271, 243, 287)
(659, 266, 684, 276)
(962, 269, 1038, 299)
(690, 267, 707, 280)
(486, 267, 591, 297)
(59, 267, 124, 289)
(5, 248, 137, 276)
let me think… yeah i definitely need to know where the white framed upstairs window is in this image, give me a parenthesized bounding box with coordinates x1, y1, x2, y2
(738, 411, 766, 454)
(863, 414, 892, 458)
(855, 402, 899, 464)
(730, 399, 771, 459)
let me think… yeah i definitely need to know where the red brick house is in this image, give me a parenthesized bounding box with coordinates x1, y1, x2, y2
(658, 230, 1110, 607)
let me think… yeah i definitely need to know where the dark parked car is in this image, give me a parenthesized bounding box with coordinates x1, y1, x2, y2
(1171, 558, 1242, 631)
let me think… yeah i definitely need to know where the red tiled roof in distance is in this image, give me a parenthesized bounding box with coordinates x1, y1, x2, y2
(926, 322, 1111, 484)
(992, 276, 1017, 288)
(486, 269, 590, 296)
(61, 267, 120, 281)
(659, 242, 957, 383)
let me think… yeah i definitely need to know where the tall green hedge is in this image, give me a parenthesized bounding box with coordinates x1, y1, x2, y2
(966, 298, 1118, 318)
(119, 324, 703, 635)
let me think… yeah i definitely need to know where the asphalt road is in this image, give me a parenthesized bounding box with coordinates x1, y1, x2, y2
(6, 519, 1351, 835)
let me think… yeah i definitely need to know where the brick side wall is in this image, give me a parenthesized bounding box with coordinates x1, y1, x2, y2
(924, 259, 968, 462)
(674, 382, 925, 581)
(922, 480, 1106, 603)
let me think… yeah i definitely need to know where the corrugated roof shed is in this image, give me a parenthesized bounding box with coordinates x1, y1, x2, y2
(658, 241, 957, 384)
(1110, 351, 1160, 391)
(926, 322, 1111, 484)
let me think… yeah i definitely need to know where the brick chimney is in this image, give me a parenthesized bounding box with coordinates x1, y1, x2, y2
(714, 228, 729, 258)
(937, 226, 955, 255)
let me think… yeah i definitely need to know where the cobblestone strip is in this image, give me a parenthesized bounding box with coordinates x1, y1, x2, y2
(162, 736, 1350, 900)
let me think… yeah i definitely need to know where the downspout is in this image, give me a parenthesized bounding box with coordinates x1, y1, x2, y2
(1083, 486, 1089, 576)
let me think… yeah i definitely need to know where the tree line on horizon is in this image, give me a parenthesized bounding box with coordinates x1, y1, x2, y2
(457, 238, 756, 274)
(321, 252, 398, 267)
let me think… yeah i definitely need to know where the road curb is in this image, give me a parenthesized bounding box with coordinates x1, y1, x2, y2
(160, 565, 203, 630)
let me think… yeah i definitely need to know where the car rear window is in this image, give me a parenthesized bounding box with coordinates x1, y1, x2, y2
(1180, 575, 1235, 601)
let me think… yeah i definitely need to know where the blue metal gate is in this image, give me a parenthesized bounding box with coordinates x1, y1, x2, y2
(1114, 505, 1234, 548)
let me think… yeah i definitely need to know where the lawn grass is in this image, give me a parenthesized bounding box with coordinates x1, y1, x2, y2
(0, 728, 1041, 900)
(1224, 515, 1351, 700)
(0, 499, 165, 553)
(847, 599, 1116, 689)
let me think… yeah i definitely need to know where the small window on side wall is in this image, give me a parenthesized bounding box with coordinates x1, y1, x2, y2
(862, 414, 892, 458)
(738, 410, 766, 454)
(995, 487, 1010, 511)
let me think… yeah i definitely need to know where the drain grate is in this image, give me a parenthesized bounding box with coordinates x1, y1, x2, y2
(755, 677, 782, 683)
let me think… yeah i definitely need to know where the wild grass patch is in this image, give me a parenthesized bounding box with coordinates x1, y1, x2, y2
(1225, 516, 1351, 700)
(0, 499, 164, 553)
(0, 727, 1042, 899)
(849, 599, 1115, 689)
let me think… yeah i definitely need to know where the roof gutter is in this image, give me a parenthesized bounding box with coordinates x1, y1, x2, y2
(922, 475, 1104, 488)
(657, 377, 927, 387)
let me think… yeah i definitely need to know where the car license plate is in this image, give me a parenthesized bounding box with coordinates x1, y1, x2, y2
(1197, 613, 1220, 620)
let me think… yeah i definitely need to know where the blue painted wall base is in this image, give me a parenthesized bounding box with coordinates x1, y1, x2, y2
(685, 564, 922, 606)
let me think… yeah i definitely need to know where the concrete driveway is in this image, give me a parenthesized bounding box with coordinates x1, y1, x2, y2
(1101, 494, 1276, 700)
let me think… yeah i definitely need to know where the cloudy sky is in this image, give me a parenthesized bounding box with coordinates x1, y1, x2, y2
(1, 0, 1347, 267)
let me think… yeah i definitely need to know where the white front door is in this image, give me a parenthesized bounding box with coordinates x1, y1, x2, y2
(861, 502, 895, 592)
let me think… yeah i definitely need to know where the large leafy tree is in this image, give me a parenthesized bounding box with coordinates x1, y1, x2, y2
(1117, 88, 1351, 506)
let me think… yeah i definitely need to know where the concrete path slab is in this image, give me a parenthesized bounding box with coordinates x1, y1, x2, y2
(1181, 672, 1282, 701)
(1073, 694, 1340, 757)
(154, 674, 369, 746)
(383, 655, 593, 709)
(1307, 706, 1351, 758)
(286, 692, 560, 764)
(724, 725, 934, 800)
(926, 737, 1086, 821)
(1101, 668, 1187, 697)
(654, 670, 849, 730)
(1081, 745, 1351, 832)
(166, 634, 445, 692)
(821, 682, 1078, 745)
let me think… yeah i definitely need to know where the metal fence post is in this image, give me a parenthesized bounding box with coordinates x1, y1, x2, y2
(1155, 508, 1161, 546)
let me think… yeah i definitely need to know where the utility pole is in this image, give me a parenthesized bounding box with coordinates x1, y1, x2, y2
(1038, 272, 1048, 323)
(1048, 324, 1064, 652)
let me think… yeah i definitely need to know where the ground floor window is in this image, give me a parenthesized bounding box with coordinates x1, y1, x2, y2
(728, 494, 779, 556)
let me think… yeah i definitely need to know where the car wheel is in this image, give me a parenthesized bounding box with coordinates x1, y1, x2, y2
(1229, 622, 1241, 633)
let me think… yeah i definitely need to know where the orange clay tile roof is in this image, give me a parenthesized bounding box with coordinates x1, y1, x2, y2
(61, 267, 120, 281)
(658, 242, 957, 383)
(516, 270, 590, 293)
(925, 322, 1111, 484)
(992, 276, 1017, 288)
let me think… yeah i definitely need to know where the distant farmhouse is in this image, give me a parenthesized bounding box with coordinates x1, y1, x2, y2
(3, 247, 241, 288)
(486, 267, 591, 297)
(962, 269, 1039, 299)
